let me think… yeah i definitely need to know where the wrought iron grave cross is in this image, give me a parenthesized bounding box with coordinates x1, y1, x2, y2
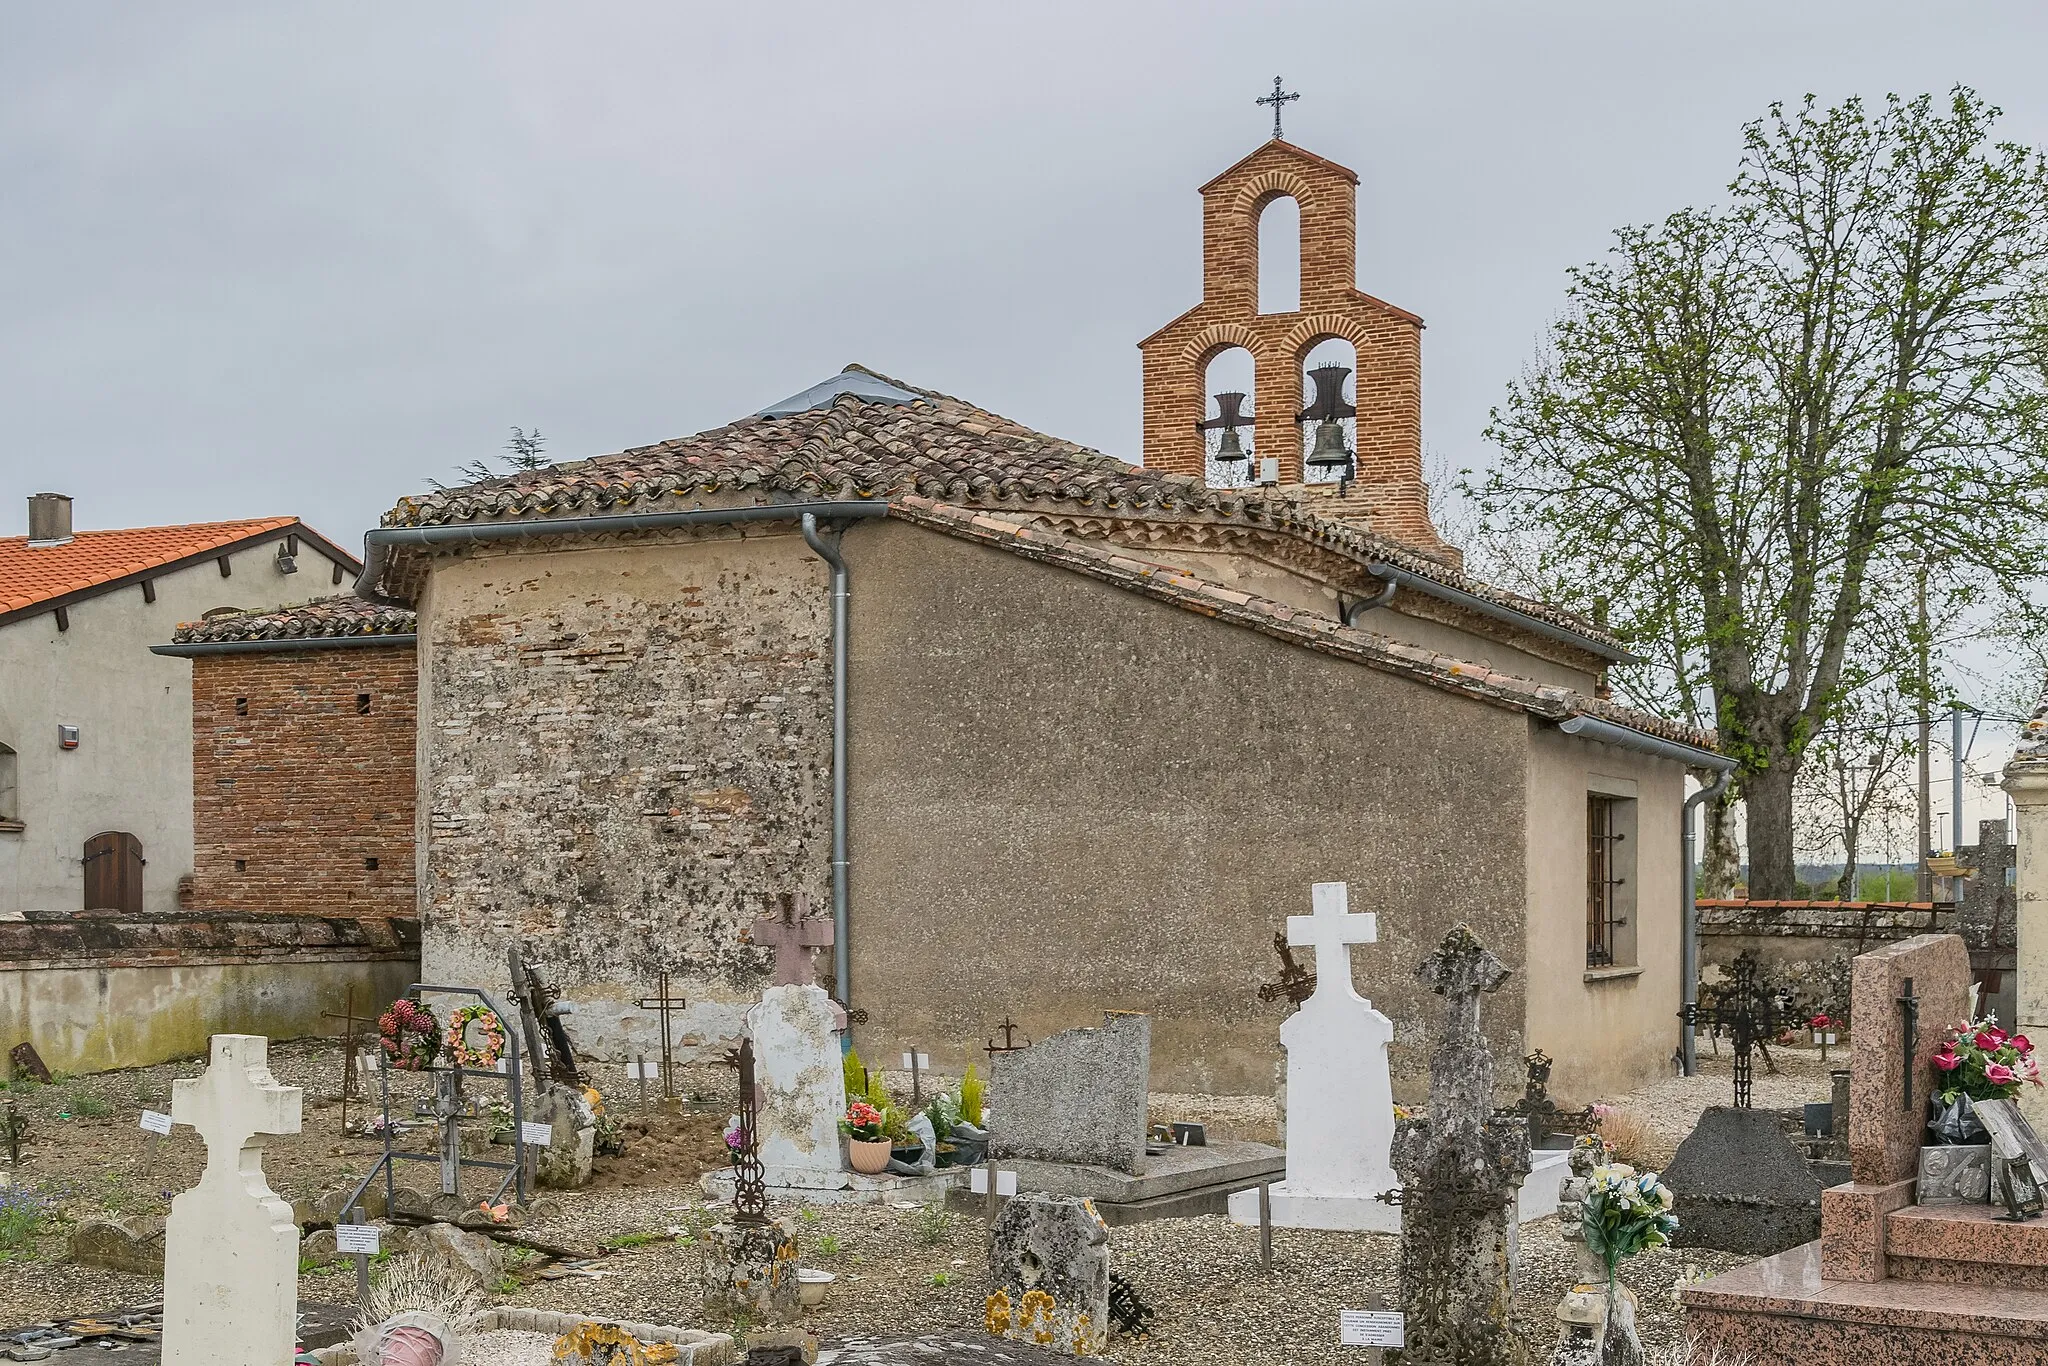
(633, 972, 686, 1101)
(721, 1038, 767, 1227)
(986, 1017, 1029, 1059)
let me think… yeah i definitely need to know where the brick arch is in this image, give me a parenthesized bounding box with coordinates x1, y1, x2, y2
(1180, 321, 1263, 369)
(1228, 169, 1319, 221)
(1281, 313, 1374, 360)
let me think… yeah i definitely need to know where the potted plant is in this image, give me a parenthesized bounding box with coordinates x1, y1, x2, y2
(841, 1100, 893, 1174)
(1920, 1017, 2044, 1203)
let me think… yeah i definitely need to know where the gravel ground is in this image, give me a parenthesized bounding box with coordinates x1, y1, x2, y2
(0, 1038, 1831, 1358)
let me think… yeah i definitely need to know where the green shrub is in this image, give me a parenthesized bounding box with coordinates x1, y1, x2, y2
(67, 1091, 111, 1120)
(958, 1064, 984, 1126)
(912, 1202, 952, 1247)
(0, 1186, 54, 1262)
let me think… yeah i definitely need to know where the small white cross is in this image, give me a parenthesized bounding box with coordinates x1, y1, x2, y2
(1287, 882, 1376, 1001)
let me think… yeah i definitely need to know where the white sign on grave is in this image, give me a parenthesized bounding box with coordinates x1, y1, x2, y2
(901, 1052, 930, 1070)
(521, 1122, 554, 1147)
(159, 1035, 303, 1366)
(335, 1224, 381, 1255)
(1340, 1310, 1405, 1347)
(626, 1060, 659, 1081)
(139, 1110, 173, 1136)
(1229, 882, 1401, 1233)
(969, 1167, 1018, 1196)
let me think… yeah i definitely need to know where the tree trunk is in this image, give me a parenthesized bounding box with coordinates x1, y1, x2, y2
(1700, 789, 1742, 898)
(1743, 762, 1803, 898)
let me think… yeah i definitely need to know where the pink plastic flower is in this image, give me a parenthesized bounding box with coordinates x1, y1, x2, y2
(2011, 1034, 2034, 1056)
(1976, 1028, 2007, 1052)
(1934, 1049, 1962, 1072)
(1809, 1014, 1832, 1030)
(1986, 1063, 2016, 1086)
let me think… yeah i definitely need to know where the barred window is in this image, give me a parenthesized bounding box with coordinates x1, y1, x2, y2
(1587, 793, 1638, 968)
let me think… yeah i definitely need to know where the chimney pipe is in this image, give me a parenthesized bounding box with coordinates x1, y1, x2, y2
(27, 493, 73, 546)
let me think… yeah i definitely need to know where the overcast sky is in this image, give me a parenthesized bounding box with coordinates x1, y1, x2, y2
(4, 1, 2042, 844)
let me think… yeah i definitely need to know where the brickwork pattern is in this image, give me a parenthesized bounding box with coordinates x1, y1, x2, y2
(1139, 140, 1454, 562)
(189, 647, 417, 919)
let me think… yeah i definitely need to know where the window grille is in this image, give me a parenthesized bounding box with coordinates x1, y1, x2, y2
(1587, 794, 1628, 967)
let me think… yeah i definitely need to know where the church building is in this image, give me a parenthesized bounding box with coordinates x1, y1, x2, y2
(356, 134, 1723, 1103)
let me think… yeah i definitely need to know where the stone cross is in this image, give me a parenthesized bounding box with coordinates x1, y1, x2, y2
(753, 892, 834, 987)
(1389, 925, 1529, 1366)
(1416, 922, 1510, 1141)
(1288, 881, 1377, 1003)
(160, 1035, 304, 1366)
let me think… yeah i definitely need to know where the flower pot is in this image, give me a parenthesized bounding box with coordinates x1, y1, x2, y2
(798, 1267, 836, 1307)
(1917, 1143, 1991, 1205)
(848, 1138, 893, 1174)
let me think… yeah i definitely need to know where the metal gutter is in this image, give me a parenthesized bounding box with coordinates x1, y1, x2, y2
(151, 635, 417, 657)
(1680, 767, 1734, 1076)
(354, 501, 890, 607)
(1556, 714, 1733, 772)
(1362, 560, 1641, 664)
(800, 514, 854, 1012)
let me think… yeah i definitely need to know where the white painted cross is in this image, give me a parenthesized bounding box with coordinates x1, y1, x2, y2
(1288, 882, 1377, 1002)
(160, 1035, 304, 1366)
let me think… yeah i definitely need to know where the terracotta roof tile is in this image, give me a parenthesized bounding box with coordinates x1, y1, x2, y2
(376, 365, 1623, 656)
(0, 518, 301, 615)
(172, 595, 415, 644)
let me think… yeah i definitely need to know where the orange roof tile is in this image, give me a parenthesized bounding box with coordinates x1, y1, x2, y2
(0, 518, 301, 615)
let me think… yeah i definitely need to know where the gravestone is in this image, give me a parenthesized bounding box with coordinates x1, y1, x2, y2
(1226, 882, 1399, 1231)
(989, 1013, 1150, 1174)
(1388, 925, 1529, 1366)
(752, 983, 849, 1187)
(1662, 1107, 1821, 1255)
(985, 1194, 1111, 1358)
(753, 892, 847, 1030)
(159, 1034, 304, 1366)
(1957, 818, 2019, 1031)
(532, 1081, 596, 1189)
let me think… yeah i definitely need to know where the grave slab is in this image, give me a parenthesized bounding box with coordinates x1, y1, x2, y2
(986, 1195, 1110, 1358)
(753, 983, 850, 1189)
(989, 1014, 1149, 1174)
(1663, 1106, 1823, 1256)
(962, 1138, 1283, 1226)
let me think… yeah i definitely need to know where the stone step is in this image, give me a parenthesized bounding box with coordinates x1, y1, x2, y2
(1886, 1203, 2048, 1289)
(1682, 1240, 2048, 1365)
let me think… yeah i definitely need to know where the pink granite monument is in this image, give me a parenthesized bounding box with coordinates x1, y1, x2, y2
(1681, 933, 2048, 1362)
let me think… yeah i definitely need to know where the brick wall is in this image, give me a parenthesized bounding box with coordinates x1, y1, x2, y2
(1138, 139, 1457, 564)
(189, 645, 417, 918)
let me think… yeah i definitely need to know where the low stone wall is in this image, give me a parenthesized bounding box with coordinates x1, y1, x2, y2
(0, 908, 418, 1075)
(1696, 900, 1955, 1024)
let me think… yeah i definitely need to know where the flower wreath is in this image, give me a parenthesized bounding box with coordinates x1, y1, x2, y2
(378, 998, 441, 1072)
(447, 1004, 507, 1071)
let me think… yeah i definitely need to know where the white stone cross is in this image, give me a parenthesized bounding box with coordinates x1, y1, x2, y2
(1288, 882, 1377, 1002)
(160, 1034, 304, 1366)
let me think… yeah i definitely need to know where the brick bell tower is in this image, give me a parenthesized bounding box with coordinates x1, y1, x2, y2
(1138, 128, 1457, 563)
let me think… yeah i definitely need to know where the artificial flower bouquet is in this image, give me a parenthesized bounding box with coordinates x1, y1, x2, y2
(839, 1100, 888, 1142)
(1582, 1163, 1679, 1279)
(1928, 1018, 2043, 1144)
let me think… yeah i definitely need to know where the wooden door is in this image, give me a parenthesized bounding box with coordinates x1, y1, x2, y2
(83, 831, 144, 912)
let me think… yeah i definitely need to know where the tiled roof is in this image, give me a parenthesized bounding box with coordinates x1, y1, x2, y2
(0, 517, 300, 615)
(895, 497, 1718, 752)
(379, 365, 1623, 656)
(172, 595, 415, 645)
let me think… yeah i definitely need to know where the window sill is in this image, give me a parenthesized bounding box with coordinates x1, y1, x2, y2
(1583, 965, 1643, 984)
(0, 820, 22, 834)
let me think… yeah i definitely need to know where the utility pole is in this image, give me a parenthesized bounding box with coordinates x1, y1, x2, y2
(1915, 560, 1932, 904)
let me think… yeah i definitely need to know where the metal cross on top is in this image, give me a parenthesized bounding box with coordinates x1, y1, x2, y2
(752, 892, 834, 987)
(1678, 951, 1794, 1109)
(1287, 881, 1376, 1005)
(1256, 76, 1300, 140)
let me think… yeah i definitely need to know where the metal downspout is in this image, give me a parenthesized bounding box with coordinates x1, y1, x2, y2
(1681, 767, 1733, 1076)
(801, 513, 852, 1012)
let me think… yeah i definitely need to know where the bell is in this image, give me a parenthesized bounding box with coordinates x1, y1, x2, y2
(1215, 427, 1247, 462)
(1306, 418, 1352, 470)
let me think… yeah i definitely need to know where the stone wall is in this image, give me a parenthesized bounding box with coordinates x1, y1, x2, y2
(0, 908, 417, 1074)
(189, 645, 416, 918)
(413, 518, 1535, 1096)
(415, 526, 831, 1055)
(844, 519, 1529, 1097)
(1696, 900, 1958, 1027)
